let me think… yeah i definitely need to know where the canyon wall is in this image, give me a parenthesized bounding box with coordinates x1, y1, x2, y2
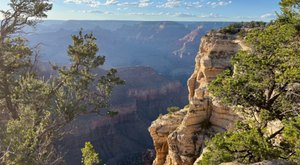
(149, 32, 243, 165)
(61, 66, 188, 165)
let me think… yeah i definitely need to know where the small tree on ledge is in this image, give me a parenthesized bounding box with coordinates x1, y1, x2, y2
(81, 142, 100, 165)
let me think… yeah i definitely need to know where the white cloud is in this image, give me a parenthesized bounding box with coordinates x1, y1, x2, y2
(183, 0, 232, 9)
(198, 13, 223, 18)
(207, 0, 232, 8)
(72, 9, 115, 15)
(127, 12, 156, 16)
(64, 0, 100, 7)
(233, 16, 256, 20)
(64, 0, 120, 7)
(104, 0, 118, 5)
(68, 9, 231, 20)
(233, 13, 276, 21)
(117, 7, 129, 10)
(127, 12, 174, 16)
(126, 12, 197, 18)
(90, 10, 115, 15)
(138, 0, 152, 7)
(173, 12, 196, 17)
(114, 0, 152, 8)
(64, 0, 232, 10)
(117, 2, 138, 7)
(260, 13, 276, 19)
(184, 2, 204, 9)
(157, 0, 181, 8)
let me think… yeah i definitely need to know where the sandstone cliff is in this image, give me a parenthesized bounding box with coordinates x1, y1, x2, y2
(149, 32, 244, 165)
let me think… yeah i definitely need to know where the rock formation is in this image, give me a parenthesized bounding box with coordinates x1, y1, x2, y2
(61, 66, 188, 165)
(173, 26, 204, 58)
(149, 32, 244, 165)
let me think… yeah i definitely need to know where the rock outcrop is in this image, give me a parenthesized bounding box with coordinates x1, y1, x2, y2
(149, 32, 243, 165)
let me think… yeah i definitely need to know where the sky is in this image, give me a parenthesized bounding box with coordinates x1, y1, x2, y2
(0, 0, 282, 21)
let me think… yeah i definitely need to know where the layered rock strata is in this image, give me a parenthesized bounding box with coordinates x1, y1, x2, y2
(62, 67, 188, 165)
(149, 32, 243, 165)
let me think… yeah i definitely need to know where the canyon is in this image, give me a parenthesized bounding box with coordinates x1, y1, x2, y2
(27, 21, 231, 82)
(23, 21, 232, 164)
(149, 31, 245, 165)
(60, 66, 188, 165)
(24, 21, 244, 164)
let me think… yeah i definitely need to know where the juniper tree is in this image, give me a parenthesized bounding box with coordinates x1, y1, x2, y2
(202, 0, 300, 164)
(0, 1, 124, 164)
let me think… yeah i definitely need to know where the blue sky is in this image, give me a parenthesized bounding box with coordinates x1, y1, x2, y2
(0, 0, 281, 21)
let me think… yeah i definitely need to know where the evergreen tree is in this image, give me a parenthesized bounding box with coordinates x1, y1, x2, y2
(202, 0, 300, 164)
(81, 142, 100, 165)
(0, 1, 124, 164)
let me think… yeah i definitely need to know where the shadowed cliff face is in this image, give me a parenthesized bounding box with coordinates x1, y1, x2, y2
(60, 66, 188, 165)
(149, 32, 244, 165)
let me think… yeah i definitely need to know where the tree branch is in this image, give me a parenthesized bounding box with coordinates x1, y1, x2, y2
(268, 127, 284, 140)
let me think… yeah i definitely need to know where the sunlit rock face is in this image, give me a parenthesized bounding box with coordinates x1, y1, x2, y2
(149, 32, 243, 165)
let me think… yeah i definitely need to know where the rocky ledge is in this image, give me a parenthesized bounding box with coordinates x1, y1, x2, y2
(149, 32, 245, 165)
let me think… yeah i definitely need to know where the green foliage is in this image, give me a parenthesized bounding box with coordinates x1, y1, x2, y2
(278, 0, 300, 31)
(0, 74, 62, 164)
(202, 117, 300, 164)
(282, 115, 300, 162)
(205, 0, 300, 164)
(167, 106, 180, 114)
(219, 22, 266, 35)
(202, 127, 283, 164)
(0, 0, 52, 38)
(54, 31, 124, 120)
(0, 31, 124, 164)
(81, 142, 100, 165)
(219, 23, 241, 34)
(209, 20, 300, 121)
(279, 0, 300, 18)
(0, 1, 124, 164)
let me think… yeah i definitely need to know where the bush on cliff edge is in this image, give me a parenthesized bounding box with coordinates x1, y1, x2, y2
(202, 0, 300, 164)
